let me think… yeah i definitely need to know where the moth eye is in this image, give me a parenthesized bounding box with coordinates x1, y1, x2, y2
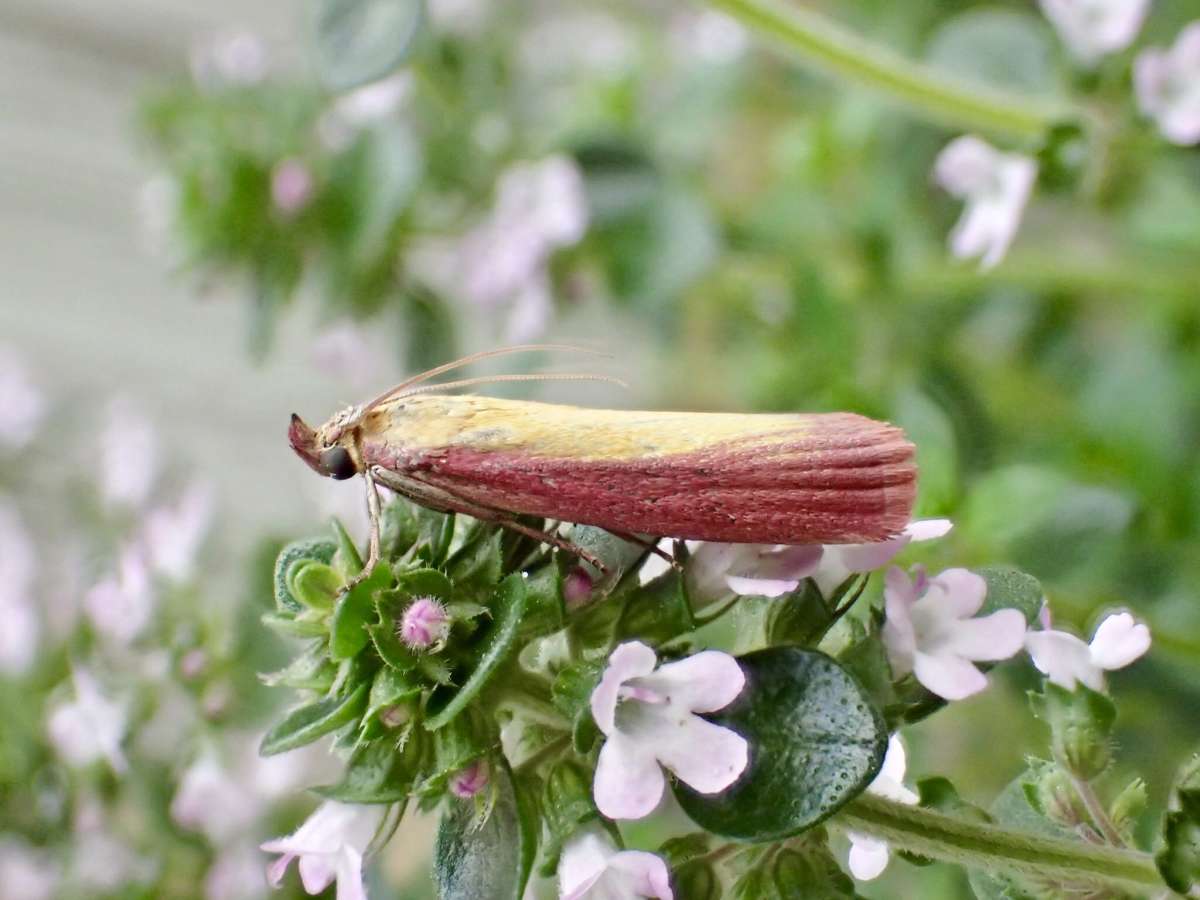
(319, 446, 357, 480)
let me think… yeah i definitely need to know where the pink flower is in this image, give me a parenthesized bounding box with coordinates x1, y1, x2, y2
(558, 827, 673, 900)
(1135, 22, 1200, 145)
(934, 136, 1036, 270)
(98, 397, 159, 510)
(83, 544, 154, 645)
(590, 642, 748, 820)
(448, 759, 490, 798)
(271, 159, 314, 215)
(142, 480, 214, 583)
(684, 519, 952, 602)
(46, 666, 128, 773)
(1025, 611, 1150, 691)
(1039, 0, 1150, 64)
(399, 596, 450, 650)
(458, 155, 588, 340)
(882, 567, 1027, 701)
(0, 348, 45, 449)
(846, 735, 919, 881)
(261, 801, 386, 900)
(171, 752, 265, 843)
(0, 838, 59, 900)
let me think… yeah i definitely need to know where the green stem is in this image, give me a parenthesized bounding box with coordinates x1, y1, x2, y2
(837, 794, 1163, 890)
(707, 0, 1073, 140)
(1068, 772, 1127, 848)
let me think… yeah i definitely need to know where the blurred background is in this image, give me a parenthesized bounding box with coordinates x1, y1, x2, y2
(2, 0, 1199, 897)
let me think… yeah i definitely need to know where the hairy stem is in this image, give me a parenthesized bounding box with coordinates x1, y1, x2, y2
(837, 793, 1163, 890)
(707, 0, 1073, 140)
(1068, 772, 1127, 848)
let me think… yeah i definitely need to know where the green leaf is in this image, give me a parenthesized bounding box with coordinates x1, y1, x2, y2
(675, 647, 885, 842)
(259, 683, 368, 755)
(289, 561, 344, 612)
(330, 563, 393, 660)
(274, 538, 336, 612)
(312, 0, 424, 91)
(313, 729, 423, 803)
(416, 508, 456, 566)
(262, 612, 329, 639)
(616, 568, 695, 643)
(367, 665, 421, 722)
(517, 562, 565, 641)
(331, 517, 364, 576)
(446, 528, 503, 597)
(765, 580, 835, 647)
(260, 644, 338, 691)
(926, 7, 1059, 97)
(380, 498, 420, 560)
(425, 574, 527, 730)
(976, 566, 1044, 624)
(433, 761, 536, 900)
(1156, 753, 1200, 893)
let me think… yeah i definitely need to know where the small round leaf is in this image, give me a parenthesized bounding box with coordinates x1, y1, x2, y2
(674, 647, 885, 842)
(312, 0, 423, 91)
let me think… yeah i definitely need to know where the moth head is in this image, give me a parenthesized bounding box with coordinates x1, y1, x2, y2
(288, 413, 361, 480)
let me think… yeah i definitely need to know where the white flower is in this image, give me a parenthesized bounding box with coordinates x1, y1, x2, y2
(142, 480, 215, 582)
(190, 30, 268, 89)
(558, 826, 673, 900)
(934, 136, 1037, 270)
(670, 11, 748, 65)
(1135, 22, 1200, 145)
(683, 519, 953, 602)
(204, 845, 269, 900)
(1025, 611, 1150, 691)
(261, 801, 386, 900)
(590, 641, 748, 820)
(0, 501, 39, 675)
(0, 349, 45, 449)
(882, 567, 1027, 701)
(1039, 0, 1150, 64)
(171, 754, 259, 843)
(846, 736, 919, 881)
(46, 666, 129, 773)
(98, 397, 158, 510)
(84, 544, 154, 645)
(0, 838, 59, 900)
(458, 156, 588, 340)
(319, 74, 413, 150)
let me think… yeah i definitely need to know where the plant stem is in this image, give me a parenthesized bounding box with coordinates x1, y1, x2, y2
(1068, 772, 1127, 848)
(837, 793, 1163, 891)
(707, 0, 1072, 140)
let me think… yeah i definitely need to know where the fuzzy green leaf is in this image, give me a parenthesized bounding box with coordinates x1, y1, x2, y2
(433, 761, 536, 900)
(259, 683, 368, 755)
(313, 729, 423, 803)
(675, 647, 885, 842)
(274, 538, 337, 612)
(312, 0, 424, 91)
(330, 563, 393, 660)
(425, 574, 527, 730)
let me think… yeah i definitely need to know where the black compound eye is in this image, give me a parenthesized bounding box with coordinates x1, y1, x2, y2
(319, 446, 357, 480)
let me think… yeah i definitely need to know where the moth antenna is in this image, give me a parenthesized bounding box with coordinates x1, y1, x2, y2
(395, 372, 630, 398)
(357, 344, 607, 417)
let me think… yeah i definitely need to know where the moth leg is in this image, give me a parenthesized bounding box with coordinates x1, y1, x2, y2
(370, 467, 609, 573)
(344, 471, 384, 589)
(606, 530, 681, 570)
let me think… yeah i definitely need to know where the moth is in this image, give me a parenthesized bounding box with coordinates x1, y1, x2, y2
(289, 346, 916, 576)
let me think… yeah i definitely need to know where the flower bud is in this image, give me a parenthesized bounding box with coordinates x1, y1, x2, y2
(448, 759, 489, 799)
(1109, 777, 1147, 833)
(378, 703, 411, 728)
(563, 566, 594, 609)
(1031, 684, 1115, 780)
(271, 158, 313, 215)
(1029, 767, 1085, 828)
(399, 596, 450, 650)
